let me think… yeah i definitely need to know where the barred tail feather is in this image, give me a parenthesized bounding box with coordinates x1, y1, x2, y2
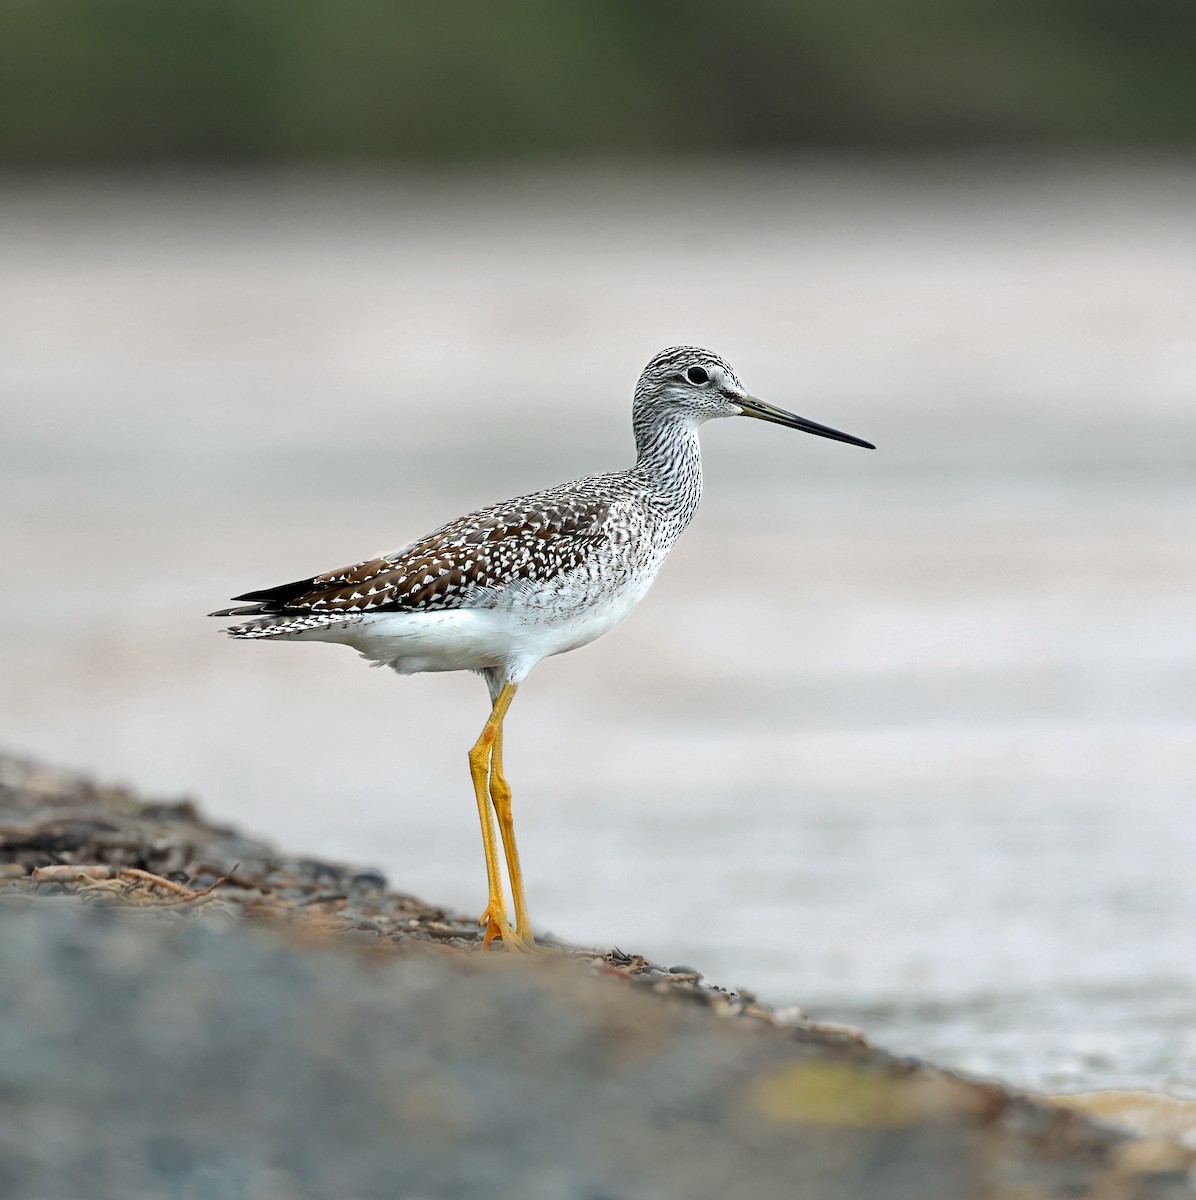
(223, 612, 365, 640)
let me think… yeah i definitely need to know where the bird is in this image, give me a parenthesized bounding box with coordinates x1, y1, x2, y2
(211, 346, 873, 951)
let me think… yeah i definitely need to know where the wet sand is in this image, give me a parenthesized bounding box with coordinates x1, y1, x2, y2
(3, 752, 1194, 1200)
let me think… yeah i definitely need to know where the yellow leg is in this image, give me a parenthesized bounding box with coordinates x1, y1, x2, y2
(468, 682, 530, 951)
(489, 716, 534, 943)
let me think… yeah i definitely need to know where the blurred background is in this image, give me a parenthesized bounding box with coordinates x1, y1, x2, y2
(2, 2, 1195, 1095)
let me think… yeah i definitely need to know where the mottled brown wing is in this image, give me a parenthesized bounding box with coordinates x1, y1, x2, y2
(218, 497, 614, 618)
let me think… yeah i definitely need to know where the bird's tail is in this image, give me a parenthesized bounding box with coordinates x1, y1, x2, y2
(210, 573, 336, 639)
(211, 610, 361, 640)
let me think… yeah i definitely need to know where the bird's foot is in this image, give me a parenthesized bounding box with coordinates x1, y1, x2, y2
(479, 906, 541, 954)
(479, 903, 515, 949)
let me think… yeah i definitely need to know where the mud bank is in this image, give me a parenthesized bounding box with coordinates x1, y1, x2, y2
(0, 755, 1191, 1200)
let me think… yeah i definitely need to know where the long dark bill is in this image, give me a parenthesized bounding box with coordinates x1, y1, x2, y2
(738, 395, 875, 449)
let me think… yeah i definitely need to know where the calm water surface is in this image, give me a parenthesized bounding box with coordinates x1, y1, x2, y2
(2, 164, 1195, 1097)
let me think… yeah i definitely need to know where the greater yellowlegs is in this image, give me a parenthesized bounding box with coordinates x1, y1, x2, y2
(212, 347, 873, 950)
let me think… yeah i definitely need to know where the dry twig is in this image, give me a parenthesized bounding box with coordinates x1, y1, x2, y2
(30, 863, 237, 907)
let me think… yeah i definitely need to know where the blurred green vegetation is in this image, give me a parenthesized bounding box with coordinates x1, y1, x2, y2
(1, 0, 1194, 164)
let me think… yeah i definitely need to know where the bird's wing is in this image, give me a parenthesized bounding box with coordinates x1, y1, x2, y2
(211, 491, 618, 619)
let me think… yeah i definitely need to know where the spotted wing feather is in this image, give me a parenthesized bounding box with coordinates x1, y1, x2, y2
(212, 491, 617, 627)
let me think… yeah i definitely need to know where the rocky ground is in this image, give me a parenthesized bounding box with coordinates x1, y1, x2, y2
(0, 754, 1192, 1200)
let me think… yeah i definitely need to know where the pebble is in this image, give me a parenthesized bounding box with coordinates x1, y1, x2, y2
(772, 1006, 806, 1026)
(339, 929, 379, 945)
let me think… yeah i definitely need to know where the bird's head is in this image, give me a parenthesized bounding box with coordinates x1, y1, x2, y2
(634, 345, 874, 449)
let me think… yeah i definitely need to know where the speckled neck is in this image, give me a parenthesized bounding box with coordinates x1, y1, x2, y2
(631, 405, 704, 532)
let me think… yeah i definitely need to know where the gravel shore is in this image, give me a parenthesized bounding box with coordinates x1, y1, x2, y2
(0, 754, 1191, 1200)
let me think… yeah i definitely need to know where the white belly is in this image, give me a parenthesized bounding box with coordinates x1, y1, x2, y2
(305, 568, 659, 684)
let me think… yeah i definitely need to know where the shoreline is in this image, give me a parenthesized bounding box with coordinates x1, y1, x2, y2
(0, 752, 1192, 1199)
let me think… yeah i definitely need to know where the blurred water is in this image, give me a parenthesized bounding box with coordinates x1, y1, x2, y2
(2, 162, 1195, 1097)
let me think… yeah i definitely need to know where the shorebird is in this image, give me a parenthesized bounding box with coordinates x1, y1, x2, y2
(212, 347, 873, 950)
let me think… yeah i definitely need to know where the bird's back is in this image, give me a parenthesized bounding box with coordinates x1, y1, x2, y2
(214, 468, 672, 641)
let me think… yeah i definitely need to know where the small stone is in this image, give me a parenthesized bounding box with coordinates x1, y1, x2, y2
(339, 928, 379, 945)
(772, 1006, 806, 1026)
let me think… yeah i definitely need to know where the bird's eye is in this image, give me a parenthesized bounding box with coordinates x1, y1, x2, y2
(686, 366, 709, 385)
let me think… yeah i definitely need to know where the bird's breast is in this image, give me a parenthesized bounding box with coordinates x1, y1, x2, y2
(500, 556, 663, 662)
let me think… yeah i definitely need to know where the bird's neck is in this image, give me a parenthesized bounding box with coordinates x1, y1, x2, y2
(632, 408, 704, 527)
